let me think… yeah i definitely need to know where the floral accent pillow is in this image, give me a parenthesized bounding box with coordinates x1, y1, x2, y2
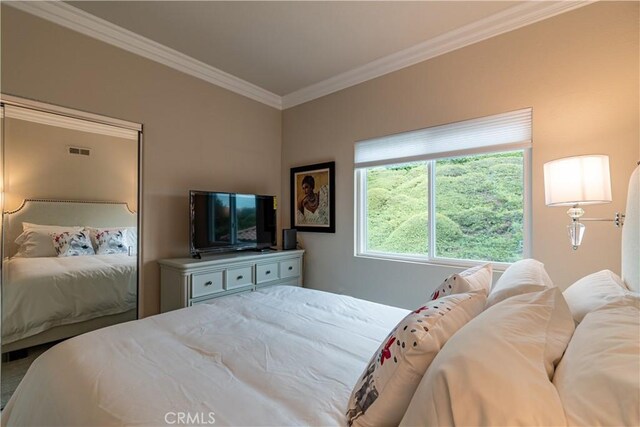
(95, 229, 129, 255)
(50, 230, 95, 257)
(346, 291, 487, 427)
(429, 263, 493, 300)
(86, 227, 137, 255)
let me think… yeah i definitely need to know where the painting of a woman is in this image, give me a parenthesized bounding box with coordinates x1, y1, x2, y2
(297, 175, 329, 225)
(290, 162, 335, 233)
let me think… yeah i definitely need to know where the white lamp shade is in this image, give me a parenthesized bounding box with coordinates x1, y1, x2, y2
(544, 155, 612, 206)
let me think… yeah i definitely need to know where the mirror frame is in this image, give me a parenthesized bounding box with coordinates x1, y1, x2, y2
(0, 93, 144, 329)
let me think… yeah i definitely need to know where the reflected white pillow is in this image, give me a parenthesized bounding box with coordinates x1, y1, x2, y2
(487, 258, 554, 307)
(346, 291, 486, 427)
(553, 304, 640, 426)
(429, 263, 492, 300)
(563, 269, 633, 323)
(23, 222, 81, 231)
(401, 288, 574, 427)
(126, 227, 138, 255)
(14, 223, 83, 258)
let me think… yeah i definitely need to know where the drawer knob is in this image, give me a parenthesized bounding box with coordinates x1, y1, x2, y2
(204, 281, 213, 287)
(266, 270, 271, 275)
(237, 275, 244, 280)
(288, 266, 293, 271)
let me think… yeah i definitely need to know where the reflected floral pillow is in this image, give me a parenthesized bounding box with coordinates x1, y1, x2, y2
(95, 229, 129, 255)
(51, 230, 95, 257)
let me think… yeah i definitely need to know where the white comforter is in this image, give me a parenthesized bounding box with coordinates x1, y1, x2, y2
(2, 254, 137, 344)
(2, 286, 407, 427)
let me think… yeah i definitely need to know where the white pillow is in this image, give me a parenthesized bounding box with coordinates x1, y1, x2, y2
(487, 258, 554, 307)
(429, 263, 493, 300)
(553, 304, 640, 426)
(400, 288, 574, 427)
(14, 223, 83, 258)
(563, 269, 633, 323)
(22, 222, 82, 232)
(126, 227, 138, 255)
(51, 230, 95, 257)
(346, 291, 486, 427)
(14, 229, 57, 258)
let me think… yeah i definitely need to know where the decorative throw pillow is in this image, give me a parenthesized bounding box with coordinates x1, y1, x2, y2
(86, 227, 136, 254)
(346, 291, 486, 427)
(562, 269, 634, 323)
(429, 263, 492, 300)
(51, 230, 95, 257)
(14, 223, 84, 258)
(486, 258, 554, 307)
(94, 229, 129, 255)
(400, 288, 575, 427)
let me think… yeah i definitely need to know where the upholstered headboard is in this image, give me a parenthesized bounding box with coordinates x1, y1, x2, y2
(621, 165, 639, 292)
(4, 199, 136, 258)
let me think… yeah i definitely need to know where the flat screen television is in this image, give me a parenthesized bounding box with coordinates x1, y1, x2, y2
(190, 191, 276, 257)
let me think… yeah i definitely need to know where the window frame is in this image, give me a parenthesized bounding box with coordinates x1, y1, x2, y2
(354, 148, 532, 271)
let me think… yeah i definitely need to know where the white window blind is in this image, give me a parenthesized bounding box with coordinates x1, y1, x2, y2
(354, 108, 532, 168)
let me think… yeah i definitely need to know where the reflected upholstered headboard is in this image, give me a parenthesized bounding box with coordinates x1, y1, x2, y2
(4, 199, 136, 258)
(622, 165, 639, 292)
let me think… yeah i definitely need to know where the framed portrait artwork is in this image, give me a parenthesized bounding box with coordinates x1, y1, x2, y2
(290, 161, 335, 233)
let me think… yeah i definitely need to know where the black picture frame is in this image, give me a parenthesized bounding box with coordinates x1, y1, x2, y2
(290, 161, 335, 233)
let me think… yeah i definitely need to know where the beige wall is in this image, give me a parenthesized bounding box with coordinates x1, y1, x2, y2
(1, 7, 282, 316)
(282, 2, 639, 308)
(3, 118, 138, 213)
(2, 3, 638, 314)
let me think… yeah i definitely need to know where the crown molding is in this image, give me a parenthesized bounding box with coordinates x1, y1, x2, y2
(281, 0, 594, 109)
(6, 0, 282, 109)
(7, 1, 593, 111)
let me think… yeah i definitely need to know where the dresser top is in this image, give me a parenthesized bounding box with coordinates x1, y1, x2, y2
(158, 249, 304, 269)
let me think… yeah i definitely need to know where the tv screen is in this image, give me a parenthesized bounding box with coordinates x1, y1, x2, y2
(190, 191, 276, 255)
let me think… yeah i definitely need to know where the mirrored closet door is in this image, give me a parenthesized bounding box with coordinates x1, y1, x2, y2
(0, 97, 142, 406)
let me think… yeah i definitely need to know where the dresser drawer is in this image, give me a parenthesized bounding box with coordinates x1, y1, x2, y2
(159, 250, 304, 313)
(280, 258, 300, 279)
(226, 266, 253, 290)
(256, 262, 279, 284)
(191, 271, 224, 299)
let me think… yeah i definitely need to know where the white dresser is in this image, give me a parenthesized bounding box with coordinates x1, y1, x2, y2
(159, 249, 304, 312)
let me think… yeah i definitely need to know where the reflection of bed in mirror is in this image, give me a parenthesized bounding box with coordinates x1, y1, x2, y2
(2, 199, 138, 353)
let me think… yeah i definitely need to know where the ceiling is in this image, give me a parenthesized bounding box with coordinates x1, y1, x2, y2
(68, 1, 520, 96)
(11, 1, 587, 108)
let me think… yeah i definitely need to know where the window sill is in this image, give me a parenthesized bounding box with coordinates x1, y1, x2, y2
(354, 251, 512, 272)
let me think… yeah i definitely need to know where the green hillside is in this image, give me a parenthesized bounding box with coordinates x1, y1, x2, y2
(366, 152, 524, 262)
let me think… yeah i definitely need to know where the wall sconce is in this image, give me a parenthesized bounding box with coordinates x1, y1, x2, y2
(544, 154, 624, 250)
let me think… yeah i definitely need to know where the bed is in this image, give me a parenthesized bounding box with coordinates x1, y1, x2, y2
(2, 199, 138, 352)
(2, 254, 137, 347)
(2, 167, 638, 426)
(3, 286, 408, 426)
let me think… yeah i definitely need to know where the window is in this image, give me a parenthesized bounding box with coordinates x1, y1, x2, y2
(355, 109, 531, 266)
